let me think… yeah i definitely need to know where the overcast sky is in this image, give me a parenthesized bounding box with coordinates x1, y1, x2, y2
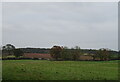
(2, 2, 118, 50)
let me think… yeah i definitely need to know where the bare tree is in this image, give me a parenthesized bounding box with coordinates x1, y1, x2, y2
(97, 48, 110, 61)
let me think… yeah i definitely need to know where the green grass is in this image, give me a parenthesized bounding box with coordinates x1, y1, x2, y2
(2, 55, 23, 58)
(2, 60, 119, 80)
(2, 55, 15, 58)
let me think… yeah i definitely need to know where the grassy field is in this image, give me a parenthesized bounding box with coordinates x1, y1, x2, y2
(2, 60, 119, 80)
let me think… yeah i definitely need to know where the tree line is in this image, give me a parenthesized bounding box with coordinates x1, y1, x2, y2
(50, 46, 119, 61)
(2, 44, 120, 61)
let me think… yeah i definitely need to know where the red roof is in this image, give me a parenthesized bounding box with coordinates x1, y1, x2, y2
(23, 53, 52, 59)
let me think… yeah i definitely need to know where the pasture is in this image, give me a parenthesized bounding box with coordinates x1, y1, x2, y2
(2, 60, 119, 80)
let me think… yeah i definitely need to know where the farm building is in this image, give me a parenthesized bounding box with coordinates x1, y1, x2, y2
(23, 53, 52, 60)
(23, 53, 96, 60)
(79, 55, 93, 60)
